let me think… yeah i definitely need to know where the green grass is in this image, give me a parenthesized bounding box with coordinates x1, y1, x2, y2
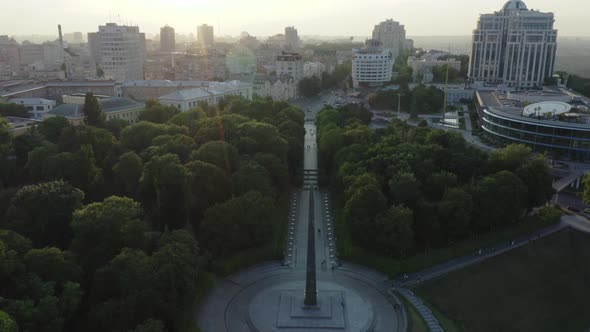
(397, 294, 429, 332)
(335, 206, 562, 278)
(415, 229, 590, 332)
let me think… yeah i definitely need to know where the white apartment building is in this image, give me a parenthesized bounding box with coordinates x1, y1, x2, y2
(468, 0, 558, 89)
(88, 23, 146, 80)
(372, 19, 410, 60)
(276, 51, 304, 83)
(352, 40, 393, 88)
(9, 98, 56, 119)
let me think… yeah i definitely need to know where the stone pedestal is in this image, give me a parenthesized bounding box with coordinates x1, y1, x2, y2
(277, 291, 345, 329)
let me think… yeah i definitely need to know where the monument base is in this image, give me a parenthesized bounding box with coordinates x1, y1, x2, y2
(277, 290, 345, 329)
(247, 281, 374, 332)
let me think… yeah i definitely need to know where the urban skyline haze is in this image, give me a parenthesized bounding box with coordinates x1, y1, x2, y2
(3, 0, 590, 37)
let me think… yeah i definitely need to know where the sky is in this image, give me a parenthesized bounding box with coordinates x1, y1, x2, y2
(2, 0, 589, 38)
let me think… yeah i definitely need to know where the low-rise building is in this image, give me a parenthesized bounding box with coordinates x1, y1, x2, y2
(476, 88, 590, 160)
(408, 54, 461, 82)
(46, 97, 144, 125)
(158, 81, 253, 111)
(4, 116, 41, 136)
(253, 74, 297, 101)
(7, 97, 56, 119)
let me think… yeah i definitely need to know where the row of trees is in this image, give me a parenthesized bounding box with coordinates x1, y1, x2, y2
(316, 107, 554, 257)
(0, 94, 305, 331)
(367, 84, 445, 115)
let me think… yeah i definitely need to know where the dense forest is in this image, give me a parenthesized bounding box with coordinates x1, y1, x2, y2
(316, 105, 554, 257)
(0, 94, 305, 331)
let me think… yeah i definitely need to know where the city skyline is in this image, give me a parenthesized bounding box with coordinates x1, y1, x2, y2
(3, 0, 590, 38)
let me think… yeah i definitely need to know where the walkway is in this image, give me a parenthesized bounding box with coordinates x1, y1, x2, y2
(197, 95, 406, 332)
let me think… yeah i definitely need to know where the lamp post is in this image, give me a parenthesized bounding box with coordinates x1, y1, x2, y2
(397, 93, 404, 116)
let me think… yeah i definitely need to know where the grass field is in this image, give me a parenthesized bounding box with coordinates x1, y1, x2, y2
(415, 229, 590, 332)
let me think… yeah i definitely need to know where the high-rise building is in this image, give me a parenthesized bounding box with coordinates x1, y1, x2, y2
(276, 51, 304, 83)
(352, 39, 393, 88)
(88, 23, 146, 80)
(468, 0, 558, 89)
(284, 26, 301, 49)
(372, 19, 408, 60)
(197, 24, 215, 47)
(160, 25, 176, 52)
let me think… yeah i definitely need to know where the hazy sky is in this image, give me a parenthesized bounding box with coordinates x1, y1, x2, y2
(3, 0, 589, 37)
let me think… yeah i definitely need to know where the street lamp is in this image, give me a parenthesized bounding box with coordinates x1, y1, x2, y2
(397, 93, 404, 116)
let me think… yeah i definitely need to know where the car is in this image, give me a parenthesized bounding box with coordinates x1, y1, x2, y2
(567, 205, 580, 213)
(584, 208, 590, 214)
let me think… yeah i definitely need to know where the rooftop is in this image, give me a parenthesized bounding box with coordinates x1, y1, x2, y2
(48, 97, 144, 118)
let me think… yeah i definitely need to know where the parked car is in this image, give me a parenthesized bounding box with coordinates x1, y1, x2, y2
(584, 208, 590, 214)
(567, 205, 581, 213)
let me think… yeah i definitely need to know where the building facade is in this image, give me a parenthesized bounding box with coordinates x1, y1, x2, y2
(372, 19, 409, 60)
(253, 74, 297, 101)
(160, 25, 176, 52)
(276, 51, 304, 83)
(468, 0, 558, 89)
(284, 26, 301, 49)
(158, 81, 253, 111)
(197, 24, 214, 47)
(352, 40, 393, 88)
(8, 98, 56, 119)
(88, 23, 146, 80)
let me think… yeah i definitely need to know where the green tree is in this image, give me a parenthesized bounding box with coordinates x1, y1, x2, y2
(82, 92, 106, 127)
(0, 102, 29, 118)
(0, 310, 18, 332)
(298, 76, 322, 97)
(24, 247, 82, 284)
(113, 152, 143, 196)
(375, 205, 414, 257)
(232, 160, 273, 197)
(70, 196, 147, 271)
(389, 171, 421, 205)
(343, 183, 387, 248)
(38, 116, 71, 143)
(473, 171, 527, 230)
(140, 154, 189, 231)
(138, 100, 181, 124)
(438, 188, 473, 239)
(2, 181, 84, 248)
(200, 191, 273, 257)
(191, 140, 240, 174)
(185, 160, 232, 229)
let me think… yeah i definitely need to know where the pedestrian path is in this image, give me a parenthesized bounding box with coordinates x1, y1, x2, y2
(395, 288, 444, 332)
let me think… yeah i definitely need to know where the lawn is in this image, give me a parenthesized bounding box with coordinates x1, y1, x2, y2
(415, 229, 590, 332)
(335, 205, 562, 278)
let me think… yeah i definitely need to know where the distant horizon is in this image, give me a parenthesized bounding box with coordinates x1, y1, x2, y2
(3, 0, 589, 38)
